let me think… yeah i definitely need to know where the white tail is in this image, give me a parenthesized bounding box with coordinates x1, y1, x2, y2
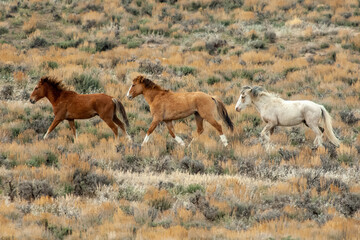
(321, 106, 340, 147)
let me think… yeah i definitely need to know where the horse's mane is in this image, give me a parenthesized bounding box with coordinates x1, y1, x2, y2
(135, 76, 166, 91)
(41, 76, 69, 91)
(242, 86, 279, 98)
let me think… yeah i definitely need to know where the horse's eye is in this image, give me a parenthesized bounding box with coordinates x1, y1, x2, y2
(241, 96, 245, 99)
(132, 84, 135, 87)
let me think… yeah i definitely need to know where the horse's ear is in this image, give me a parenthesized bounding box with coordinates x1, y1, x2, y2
(250, 86, 260, 97)
(40, 76, 47, 84)
(241, 86, 251, 94)
(135, 75, 145, 83)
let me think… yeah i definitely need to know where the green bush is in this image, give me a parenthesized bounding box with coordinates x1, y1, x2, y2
(30, 37, 48, 48)
(0, 27, 8, 35)
(95, 38, 117, 52)
(47, 61, 58, 69)
(56, 39, 83, 49)
(171, 66, 197, 76)
(207, 76, 220, 85)
(72, 73, 103, 94)
(149, 197, 172, 212)
(127, 39, 142, 48)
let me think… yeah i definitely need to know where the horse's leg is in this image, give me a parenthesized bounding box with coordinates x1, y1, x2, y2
(102, 118, 119, 139)
(261, 123, 276, 151)
(68, 119, 77, 138)
(205, 117, 228, 147)
(189, 112, 204, 147)
(309, 123, 323, 148)
(44, 118, 62, 140)
(165, 120, 185, 146)
(142, 119, 160, 146)
(113, 115, 132, 142)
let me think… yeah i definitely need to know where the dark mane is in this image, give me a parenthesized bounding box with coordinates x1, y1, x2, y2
(135, 75, 167, 91)
(41, 76, 69, 91)
(143, 78, 164, 90)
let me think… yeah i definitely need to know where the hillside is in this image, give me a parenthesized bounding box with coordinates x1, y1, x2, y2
(0, 0, 360, 239)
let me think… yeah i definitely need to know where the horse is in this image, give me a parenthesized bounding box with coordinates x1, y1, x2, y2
(235, 86, 340, 150)
(126, 75, 234, 147)
(29, 76, 131, 141)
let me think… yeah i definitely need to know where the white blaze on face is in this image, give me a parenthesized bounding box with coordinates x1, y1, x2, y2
(235, 94, 243, 112)
(126, 85, 132, 98)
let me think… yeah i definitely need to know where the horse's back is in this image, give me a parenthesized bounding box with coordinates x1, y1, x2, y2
(62, 92, 114, 119)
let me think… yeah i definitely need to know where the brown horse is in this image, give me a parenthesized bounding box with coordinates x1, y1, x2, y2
(126, 75, 234, 147)
(30, 76, 131, 141)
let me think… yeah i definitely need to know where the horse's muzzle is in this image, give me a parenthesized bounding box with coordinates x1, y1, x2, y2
(127, 95, 133, 100)
(30, 99, 36, 104)
(235, 107, 241, 112)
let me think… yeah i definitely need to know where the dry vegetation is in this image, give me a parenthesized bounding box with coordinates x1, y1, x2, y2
(0, 0, 360, 239)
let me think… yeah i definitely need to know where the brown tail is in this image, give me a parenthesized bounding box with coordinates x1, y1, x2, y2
(212, 97, 234, 132)
(112, 98, 129, 127)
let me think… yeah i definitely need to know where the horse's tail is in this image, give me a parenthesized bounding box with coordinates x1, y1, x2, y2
(112, 98, 129, 127)
(320, 106, 340, 147)
(212, 97, 234, 132)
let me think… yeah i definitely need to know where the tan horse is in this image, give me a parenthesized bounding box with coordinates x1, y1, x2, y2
(126, 76, 234, 147)
(30, 76, 131, 141)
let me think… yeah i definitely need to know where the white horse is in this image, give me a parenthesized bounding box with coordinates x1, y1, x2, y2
(235, 86, 340, 150)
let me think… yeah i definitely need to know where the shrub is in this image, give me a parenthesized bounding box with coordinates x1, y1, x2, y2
(180, 157, 204, 174)
(72, 73, 102, 94)
(18, 180, 54, 201)
(29, 37, 48, 48)
(47, 61, 58, 69)
(46, 223, 72, 240)
(0, 85, 14, 100)
(206, 39, 227, 55)
(127, 39, 142, 48)
(138, 59, 163, 75)
(95, 38, 117, 52)
(56, 39, 83, 49)
(264, 31, 276, 43)
(171, 66, 196, 76)
(249, 40, 266, 49)
(149, 197, 172, 212)
(72, 169, 111, 197)
(0, 27, 9, 35)
(240, 69, 265, 81)
(207, 76, 220, 85)
(118, 186, 144, 201)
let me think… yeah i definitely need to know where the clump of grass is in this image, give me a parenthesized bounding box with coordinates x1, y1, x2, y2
(207, 76, 221, 85)
(118, 186, 144, 201)
(127, 39, 143, 48)
(47, 61, 58, 69)
(56, 39, 83, 49)
(29, 37, 48, 48)
(170, 66, 196, 76)
(149, 197, 172, 212)
(240, 69, 265, 81)
(95, 38, 117, 52)
(72, 73, 103, 94)
(0, 26, 9, 35)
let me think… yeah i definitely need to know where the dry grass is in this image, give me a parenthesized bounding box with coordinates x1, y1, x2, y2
(0, 0, 359, 239)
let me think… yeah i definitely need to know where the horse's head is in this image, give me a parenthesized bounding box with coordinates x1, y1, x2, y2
(126, 75, 147, 100)
(30, 77, 47, 104)
(235, 86, 264, 112)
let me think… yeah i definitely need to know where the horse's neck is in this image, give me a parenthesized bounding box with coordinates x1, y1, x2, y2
(143, 88, 164, 104)
(252, 95, 276, 113)
(45, 86, 63, 106)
